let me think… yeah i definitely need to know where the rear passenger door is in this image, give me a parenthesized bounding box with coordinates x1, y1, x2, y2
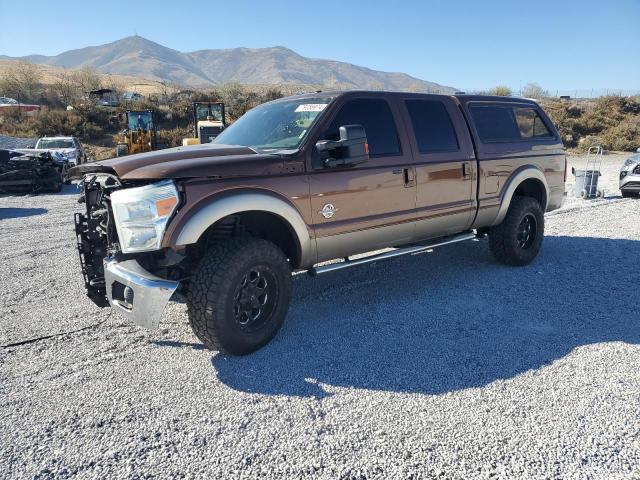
(400, 96, 477, 240)
(308, 96, 416, 262)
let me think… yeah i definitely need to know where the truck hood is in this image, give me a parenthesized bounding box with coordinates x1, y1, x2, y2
(69, 143, 286, 180)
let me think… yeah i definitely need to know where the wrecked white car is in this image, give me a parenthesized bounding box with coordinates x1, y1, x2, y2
(35, 136, 87, 165)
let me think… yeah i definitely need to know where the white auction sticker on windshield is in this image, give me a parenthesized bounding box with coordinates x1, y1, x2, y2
(295, 103, 328, 112)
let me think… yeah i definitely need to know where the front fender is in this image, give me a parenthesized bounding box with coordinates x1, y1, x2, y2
(171, 191, 315, 268)
(493, 166, 549, 226)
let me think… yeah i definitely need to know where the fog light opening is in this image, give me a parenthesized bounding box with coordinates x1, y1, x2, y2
(123, 286, 134, 307)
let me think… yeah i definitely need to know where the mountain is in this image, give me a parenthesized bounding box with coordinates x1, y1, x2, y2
(3, 36, 455, 93)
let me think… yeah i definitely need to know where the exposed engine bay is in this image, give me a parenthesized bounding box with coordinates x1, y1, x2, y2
(74, 174, 191, 307)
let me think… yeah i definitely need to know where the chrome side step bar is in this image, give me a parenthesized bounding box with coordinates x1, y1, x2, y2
(308, 232, 479, 276)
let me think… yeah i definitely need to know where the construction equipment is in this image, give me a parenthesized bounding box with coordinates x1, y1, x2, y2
(182, 102, 226, 146)
(117, 110, 162, 157)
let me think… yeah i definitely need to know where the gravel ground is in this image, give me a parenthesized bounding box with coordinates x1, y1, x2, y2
(1, 154, 639, 479)
(0, 135, 36, 150)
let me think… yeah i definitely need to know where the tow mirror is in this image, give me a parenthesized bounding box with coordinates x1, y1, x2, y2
(315, 124, 369, 168)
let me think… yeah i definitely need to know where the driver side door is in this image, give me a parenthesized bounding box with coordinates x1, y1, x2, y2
(308, 95, 417, 263)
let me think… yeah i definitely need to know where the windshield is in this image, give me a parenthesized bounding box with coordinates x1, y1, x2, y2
(196, 103, 223, 122)
(37, 139, 74, 149)
(212, 97, 333, 151)
(128, 111, 153, 131)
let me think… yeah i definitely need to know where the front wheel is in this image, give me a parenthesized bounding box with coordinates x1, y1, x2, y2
(187, 238, 292, 355)
(488, 196, 544, 266)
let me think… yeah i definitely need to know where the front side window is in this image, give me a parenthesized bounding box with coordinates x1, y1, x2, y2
(406, 100, 459, 153)
(213, 97, 333, 151)
(323, 99, 401, 156)
(470, 104, 553, 143)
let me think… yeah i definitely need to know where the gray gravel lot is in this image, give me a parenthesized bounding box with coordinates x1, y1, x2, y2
(1, 154, 639, 479)
(0, 135, 36, 150)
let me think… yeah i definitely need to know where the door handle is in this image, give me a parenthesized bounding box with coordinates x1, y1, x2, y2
(462, 162, 472, 179)
(403, 167, 415, 187)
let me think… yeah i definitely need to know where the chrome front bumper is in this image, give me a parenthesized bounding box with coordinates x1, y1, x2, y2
(104, 258, 179, 329)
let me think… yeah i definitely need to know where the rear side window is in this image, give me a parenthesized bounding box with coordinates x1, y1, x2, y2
(324, 99, 400, 156)
(405, 100, 459, 153)
(470, 104, 553, 143)
(514, 108, 552, 138)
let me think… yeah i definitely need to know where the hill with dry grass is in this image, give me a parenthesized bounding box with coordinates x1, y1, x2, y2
(3, 36, 455, 93)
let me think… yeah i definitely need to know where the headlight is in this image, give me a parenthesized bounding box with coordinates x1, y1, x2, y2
(110, 180, 179, 253)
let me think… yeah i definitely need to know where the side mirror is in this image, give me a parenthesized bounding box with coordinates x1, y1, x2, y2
(315, 124, 369, 168)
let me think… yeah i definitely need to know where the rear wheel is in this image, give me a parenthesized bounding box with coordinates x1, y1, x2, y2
(489, 196, 544, 266)
(622, 190, 638, 198)
(187, 237, 292, 355)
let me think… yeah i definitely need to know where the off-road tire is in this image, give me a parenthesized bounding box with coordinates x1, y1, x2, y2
(187, 237, 292, 355)
(622, 190, 637, 198)
(489, 196, 544, 266)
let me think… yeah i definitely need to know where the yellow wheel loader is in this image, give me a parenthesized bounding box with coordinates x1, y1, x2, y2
(116, 110, 166, 157)
(182, 102, 226, 146)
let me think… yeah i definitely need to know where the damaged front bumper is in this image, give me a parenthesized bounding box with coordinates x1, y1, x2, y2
(104, 258, 179, 329)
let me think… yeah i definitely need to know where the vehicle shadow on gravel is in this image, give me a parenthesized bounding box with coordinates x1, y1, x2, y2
(0, 207, 48, 220)
(212, 235, 640, 398)
(0, 185, 78, 200)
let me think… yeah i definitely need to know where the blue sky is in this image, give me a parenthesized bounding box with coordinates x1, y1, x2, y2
(1, 0, 638, 92)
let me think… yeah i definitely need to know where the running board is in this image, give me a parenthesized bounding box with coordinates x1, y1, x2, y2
(308, 232, 478, 276)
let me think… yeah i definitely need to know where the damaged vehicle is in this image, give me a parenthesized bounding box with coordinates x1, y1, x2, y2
(0, 149, 66, 193)
(35, 136, 87, 165)
(619, 148, 640, 198)
(70, 91, 565, 355)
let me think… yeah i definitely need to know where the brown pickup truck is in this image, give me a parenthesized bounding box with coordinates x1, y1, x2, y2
(72, 91, 566, 355)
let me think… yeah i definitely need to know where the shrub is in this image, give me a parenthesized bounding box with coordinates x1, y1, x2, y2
(600, 116, 640, 151)
(157, 127, 192, 147)
(487, 85, 512, 96)
(542, 96, 640, 152)
(29, 108, 83, 137)
(577, 135, 604, 152)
